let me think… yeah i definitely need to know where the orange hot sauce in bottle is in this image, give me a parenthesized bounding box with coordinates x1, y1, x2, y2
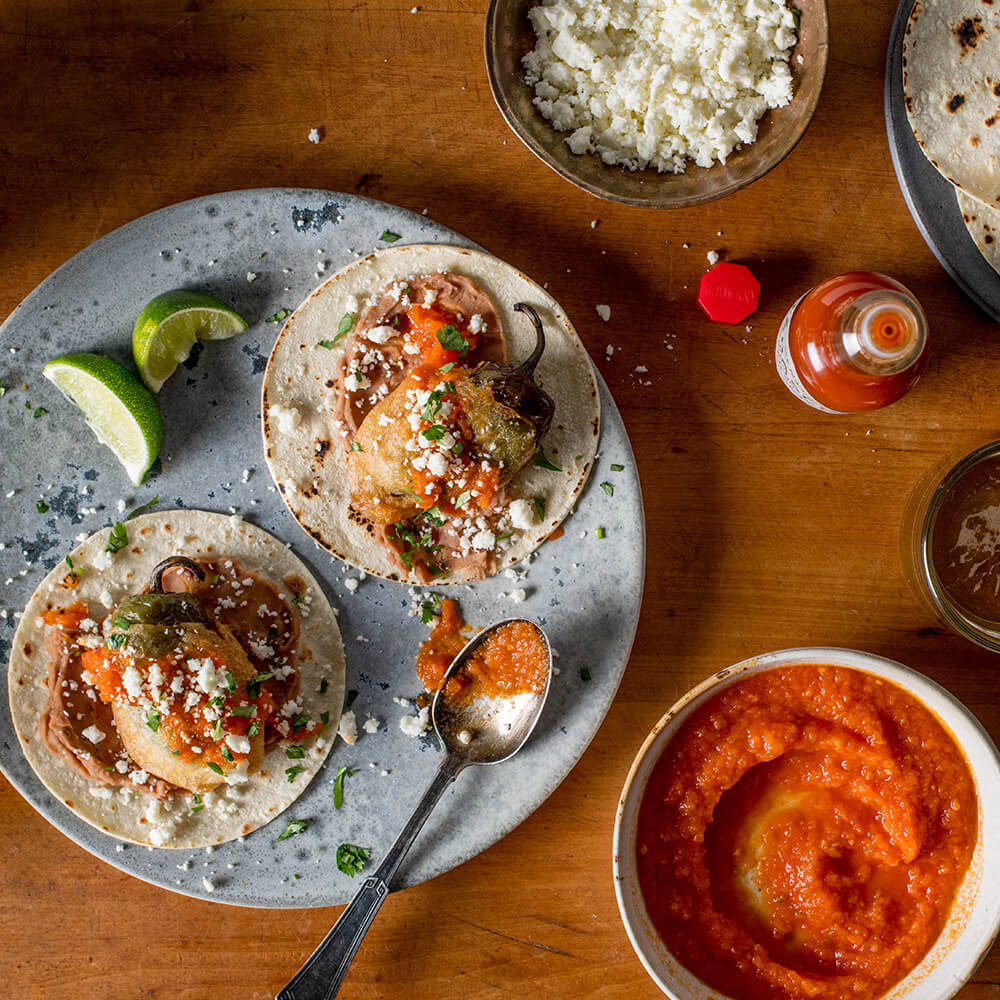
(775, 271, 929, 413)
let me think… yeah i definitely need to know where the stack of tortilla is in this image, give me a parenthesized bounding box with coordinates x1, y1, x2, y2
(902, 0, 1000, 276)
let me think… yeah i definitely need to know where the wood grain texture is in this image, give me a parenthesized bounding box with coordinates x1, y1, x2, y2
(2, 0, 999, 997)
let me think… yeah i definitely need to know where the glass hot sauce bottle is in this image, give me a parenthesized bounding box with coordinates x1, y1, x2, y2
(775, 271, 929, 413)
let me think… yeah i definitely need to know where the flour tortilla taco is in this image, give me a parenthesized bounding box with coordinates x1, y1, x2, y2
(262, 244, 600, 585)
(903, 0, 1000, 208)
(7, 511, 345, 848)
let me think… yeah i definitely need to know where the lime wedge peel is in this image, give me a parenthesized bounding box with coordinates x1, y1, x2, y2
(43, 353, 163, 486)
(132, 289, 248, 393)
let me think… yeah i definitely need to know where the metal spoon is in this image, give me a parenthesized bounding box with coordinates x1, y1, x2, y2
(275, 618, 552, 1000)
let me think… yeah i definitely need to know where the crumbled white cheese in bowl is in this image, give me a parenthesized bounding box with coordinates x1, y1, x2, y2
(522, 0, 798, 174)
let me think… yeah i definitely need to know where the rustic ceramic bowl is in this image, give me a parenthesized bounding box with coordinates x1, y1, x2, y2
(484, 0, 830, 208)
(613, 647, 1000, 999)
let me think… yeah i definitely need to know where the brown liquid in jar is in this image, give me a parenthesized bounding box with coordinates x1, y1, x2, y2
(931, 454, 1000, 622)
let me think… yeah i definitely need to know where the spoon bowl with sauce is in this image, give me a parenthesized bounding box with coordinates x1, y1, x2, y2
(276, 617, 551, 1000)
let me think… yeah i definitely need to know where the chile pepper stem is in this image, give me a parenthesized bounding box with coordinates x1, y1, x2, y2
(149, 556, 206, 594)
(513, 302, 546, 377)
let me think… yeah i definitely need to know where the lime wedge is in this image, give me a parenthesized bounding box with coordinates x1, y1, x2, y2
(43, 353, 164, 486)
(132, 289, 248, 392)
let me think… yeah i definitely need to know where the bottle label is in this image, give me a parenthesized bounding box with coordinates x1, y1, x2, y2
(775, 293, 845, 415)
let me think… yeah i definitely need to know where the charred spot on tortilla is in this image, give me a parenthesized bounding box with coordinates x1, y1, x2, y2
(954, 15, 985, 51)
(314, 439, 331, 463)
(986, 116, 997, 126)
(949, 94, 967, 111)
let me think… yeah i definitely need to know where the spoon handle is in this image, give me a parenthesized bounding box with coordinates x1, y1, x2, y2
(275, 753, 465, 1000)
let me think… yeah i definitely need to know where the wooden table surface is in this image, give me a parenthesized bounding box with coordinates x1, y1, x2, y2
(2, 1, 999, 997)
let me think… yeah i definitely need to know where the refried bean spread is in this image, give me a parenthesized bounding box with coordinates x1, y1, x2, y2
(636, 664, 977, 1000)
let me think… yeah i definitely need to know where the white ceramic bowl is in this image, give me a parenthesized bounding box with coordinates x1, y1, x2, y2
(613, 647, 1000, 1000)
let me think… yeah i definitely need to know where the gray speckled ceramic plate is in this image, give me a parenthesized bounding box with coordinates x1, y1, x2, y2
(0, 188, 644, 908)
(884, 0, 1000, 322)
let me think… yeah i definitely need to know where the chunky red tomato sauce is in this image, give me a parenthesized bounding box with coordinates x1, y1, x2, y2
(416, 599, 548, 701)
(636, 665, 977, 1000)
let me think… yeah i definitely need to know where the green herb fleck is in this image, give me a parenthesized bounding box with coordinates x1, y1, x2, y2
(320, 711, 330, 726)
(438, 362, 456, 373)
(318, 340, 335, 349)
(221, 745, 234, 762)
(344, 689, 358, 710)
(206, 762, 225, 776)
(421, 424, 447, 442)
(333, 766, 359, 809)
(319, 678, 329, 694)
(285, 765, 306, 782)
(600, 481, 614, 497)
(611, 463, 624, 472)
(535, 450, 561, 472)
(278, 819, 308, 841)
(455, 489, 472, 509)
(420, 593, 442, 624)
(350, 440, 363, 452)
(36, 500, 49, 513)
(211, 718, 223, 740)
(791, 5, 801, 30)
(265, 308, 290, 323)
(247, 721, 260, 737)
(531, 496, 546, 520)
(291, 712, 310, 731)
(112, 617, 131, 630)
(33, 407, 47, 418)
(145, 708, 161, 732)
(105, 633, 127, 650)
(338, 312, 356, 337)
(106, 521, 129, 553)
(245, 672, 273, 699)
(378, 230, 401, 243)
(285, 744, 306, 759)
(436, 324, 470, 354)
(336, 842, 371, 876)
(211, 573, 221, 584)
(595, 527, 605, 539)
(231, 705, 255, 718)
(580, 667, 592, 682)
(224, 671, 236, 693)
(191, 794, 204, 813)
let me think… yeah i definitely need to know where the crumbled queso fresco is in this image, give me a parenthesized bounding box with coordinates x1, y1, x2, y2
(523, 0, 798, 173)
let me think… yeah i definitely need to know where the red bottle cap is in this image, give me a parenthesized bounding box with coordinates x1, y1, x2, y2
(697, 262, 760, 324)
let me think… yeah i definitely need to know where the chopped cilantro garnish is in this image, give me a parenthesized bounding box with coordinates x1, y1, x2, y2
(208, 695, 225, 709)
(535, 450, 561, 471)
(36, 500, 49, 513)
(211, 718, 223, 740)
(32, 406, 47, 418)
(106, 521, 129, 553)
(596, 527, 605, 539)
(112, 617, 131, 630)
(285, 744, 306, 759)
(0, 381, 5, 396)
(338, 312, 356, 336)
(291, 712, 310, 731)
(436, 324, 470, 354)
(224, 671, 237, 693)
(452, 441, 463, 455)
(336, 842, 371, 876)
(320, 711, 330, 726)
(285, 765, 306, 782)
(128, 495, 159, 519)
(420, 593, 442, 624)
(378, 230, 401, 243)
(319, 677, 329, 694)
(438, 362, 456, 373)
(455, 489, 472, 509)
(191, 794, 204, 813)
(211, 574, 221, 584)
(318, 340, 335, 349)
(292, 592, 305, 605)
(278, 818, 308, 841)
(611, 463, 624, 472)
(245, 672, 273, 699)
(600, 481, 614, 497)
(421, 424, 447, 441)
(350, 440, 363, 452)
(206, 762, 225, 776)
(105, 633, 126, 650)
(265, 308, 291, 323)
(531, 496, 546, 520)
(231, 705, 255, 717)
(247, 722, 260, 737)
(145, 708, 161, 733)
(333, 766, 359, 809)
(221, 745, 234, 762)
(580, 667, 592, 682)
(791, 5, 801, 30)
